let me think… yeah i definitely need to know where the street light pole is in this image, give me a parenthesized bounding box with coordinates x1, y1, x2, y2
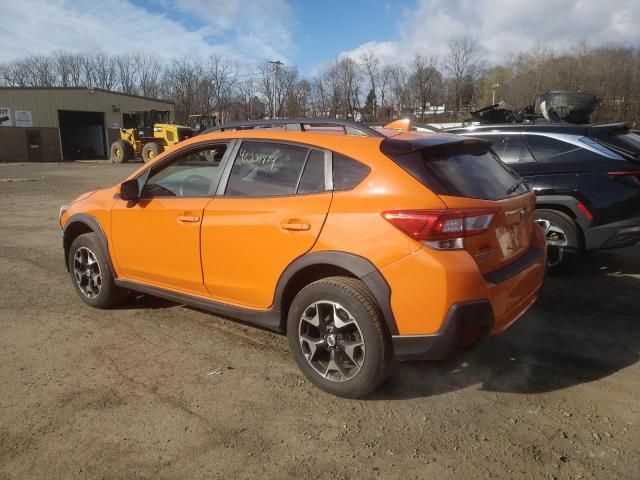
(492, 83, 500, 105)
(268, 60, 284, 119)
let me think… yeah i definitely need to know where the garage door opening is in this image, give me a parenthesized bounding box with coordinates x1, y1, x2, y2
(58, 110, 107, 161)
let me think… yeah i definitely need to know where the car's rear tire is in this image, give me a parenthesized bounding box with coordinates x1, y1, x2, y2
(68, 233, 125, 309)
(534, 209, 582, 274)
(286, 277, 393, 398)
(141, 142, 163, 163)
(110, 140, 131, 164)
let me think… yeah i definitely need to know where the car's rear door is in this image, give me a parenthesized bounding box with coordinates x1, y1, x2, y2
(110, 143, 229, 296)
(201, 140, 332, 308)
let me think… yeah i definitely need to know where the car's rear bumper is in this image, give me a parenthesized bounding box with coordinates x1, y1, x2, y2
(391, 252, 544, 361)
(388, 230, 546, 361)
(586, 216, 640, 250)
(392, 300, 494, 361)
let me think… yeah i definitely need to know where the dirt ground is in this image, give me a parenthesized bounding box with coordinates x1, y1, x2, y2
(0, 161, 638, 480)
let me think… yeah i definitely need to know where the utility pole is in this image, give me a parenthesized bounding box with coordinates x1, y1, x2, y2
(268, 60, 284, 119)
(492, 83, 500, 105)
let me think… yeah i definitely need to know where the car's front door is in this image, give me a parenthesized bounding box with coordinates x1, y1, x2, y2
(110, 143, 229, 296)
(201, 140, 332, 308)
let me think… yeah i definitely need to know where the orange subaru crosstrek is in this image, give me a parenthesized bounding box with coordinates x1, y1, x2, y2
(59, 119, 546, 398)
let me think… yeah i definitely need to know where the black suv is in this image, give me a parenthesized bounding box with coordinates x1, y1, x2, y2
(447, 123, 640, 272)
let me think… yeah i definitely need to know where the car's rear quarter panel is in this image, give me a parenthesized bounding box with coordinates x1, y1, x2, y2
(311, 138, 448, 265)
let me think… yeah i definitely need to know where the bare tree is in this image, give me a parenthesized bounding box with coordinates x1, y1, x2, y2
(91, 52, 117, 90)
(19, 55, 56, 87)
(334, 57, 362, 119)
(236, 70, 260, 120)
(2, 43, 640, 126)
(205, 55, 238, 122)
(257, 61, 298, 118)
(135, 53, 162, 98)
(324, 61, 342, 118)
(360, 50, 380, 120)
(115, 54, 139, 95)
(379, 66, 393, 108)
(162, 59, 203, 124)
(310, 74, 328, 117)
(257, 61, 276, 118)
(445, 36, 482, 112)
(409, 54, 443, 121)
(387, 64, 410, 118)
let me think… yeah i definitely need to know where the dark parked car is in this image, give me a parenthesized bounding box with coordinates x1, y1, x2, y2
(447, 122, 640, 272)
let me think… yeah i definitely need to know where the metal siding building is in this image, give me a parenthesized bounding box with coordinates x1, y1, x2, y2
(0, 87, 174, 162)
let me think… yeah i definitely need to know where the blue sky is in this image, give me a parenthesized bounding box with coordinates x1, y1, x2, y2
(288, 0, 399, 72)
(1, 0, 639, 74)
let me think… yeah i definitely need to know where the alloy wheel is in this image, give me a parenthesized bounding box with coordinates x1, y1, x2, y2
(73, 247, 102, 299)
(535, 219, 569, 268)
(298, 301, 366, 382)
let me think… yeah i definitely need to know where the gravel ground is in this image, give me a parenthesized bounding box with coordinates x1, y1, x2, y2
(0, 162, 638, 480)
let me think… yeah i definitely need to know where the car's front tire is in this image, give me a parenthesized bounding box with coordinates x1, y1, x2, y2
(287, 277, 393, 398)
(534, 209, 583, 274)
(68, 233, 125, 309)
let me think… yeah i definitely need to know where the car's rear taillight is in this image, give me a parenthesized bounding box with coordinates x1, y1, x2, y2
(382, 209, 495, 250)
(607, 171, 640, 187)
(607, 171, 640, 175)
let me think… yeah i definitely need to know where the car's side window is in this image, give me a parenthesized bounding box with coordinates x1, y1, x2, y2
(480, 135, 534, 164)
(333, 153, 370, 190)
(298, 149, 326, 194)
(142, 144, 227, 198)
(524, 135, 578, 161)
(225, 141, 312, 197)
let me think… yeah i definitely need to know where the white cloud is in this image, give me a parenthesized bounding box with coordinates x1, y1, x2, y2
(338, 41, 400, 65)
(0, 0, 294, 63)
(172, 0, 295, 62)
(340, 0, 640, 66)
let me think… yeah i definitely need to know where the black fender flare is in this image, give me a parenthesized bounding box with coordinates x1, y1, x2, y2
(535, 194, 583, 220)
(62, 213, 116, 275)
(534, 193, 589, 238)
(272, 251, 398, 335)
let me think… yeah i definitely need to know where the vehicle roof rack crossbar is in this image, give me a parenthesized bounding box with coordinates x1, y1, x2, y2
(201, 118, 385, 137)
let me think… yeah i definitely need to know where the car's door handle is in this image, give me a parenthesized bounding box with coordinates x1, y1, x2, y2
(281, 220, 311, 231)
(177, 215, 201, 223)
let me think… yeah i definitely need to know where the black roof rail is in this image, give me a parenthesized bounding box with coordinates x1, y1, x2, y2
(201, 118, 385, 137)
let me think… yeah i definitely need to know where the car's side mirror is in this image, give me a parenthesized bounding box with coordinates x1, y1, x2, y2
(119, 178, 140, 202)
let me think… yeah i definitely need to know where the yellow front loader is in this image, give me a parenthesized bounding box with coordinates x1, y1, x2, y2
(110, 110, 194, 163)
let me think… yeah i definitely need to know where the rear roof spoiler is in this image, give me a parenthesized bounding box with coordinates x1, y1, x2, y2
(383, 119, 412, 131)
(587, 122, 632, 136)
(380, 134, 491, 156)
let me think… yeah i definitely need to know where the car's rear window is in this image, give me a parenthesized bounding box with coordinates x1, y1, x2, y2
(609, 131, 640, 149)
(387, 141, 528, 200)
(588, 129, 640, 163)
